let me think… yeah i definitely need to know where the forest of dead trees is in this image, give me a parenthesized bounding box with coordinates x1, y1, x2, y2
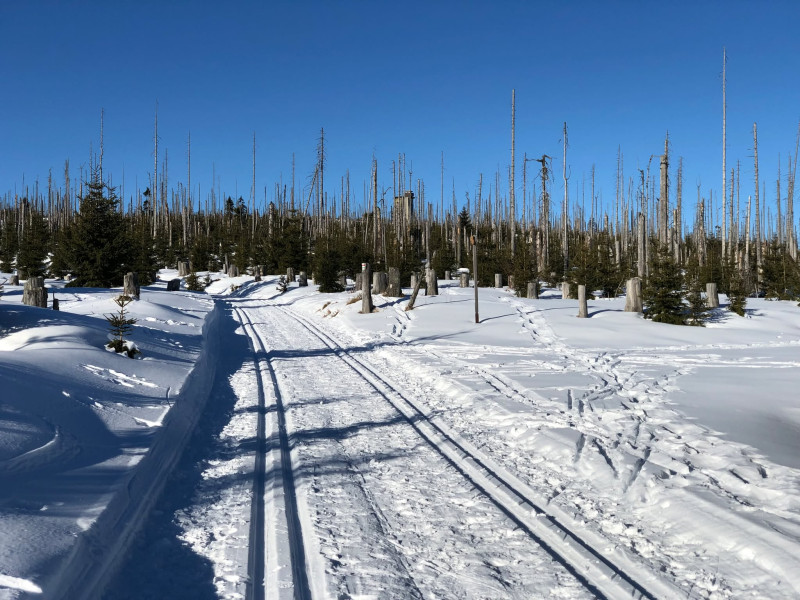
(2, 80, 800, 322)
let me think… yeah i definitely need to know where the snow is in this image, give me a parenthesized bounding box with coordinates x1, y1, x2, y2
(2, 272, 800, 598)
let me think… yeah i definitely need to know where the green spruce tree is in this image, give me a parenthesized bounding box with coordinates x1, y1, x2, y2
(643, 246, 685, 324)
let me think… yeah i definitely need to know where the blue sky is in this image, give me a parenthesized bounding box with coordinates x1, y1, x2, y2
(1, 0, 799, 226)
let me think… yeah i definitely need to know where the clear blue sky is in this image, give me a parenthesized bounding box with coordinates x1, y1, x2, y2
(1, 0, 799, 226)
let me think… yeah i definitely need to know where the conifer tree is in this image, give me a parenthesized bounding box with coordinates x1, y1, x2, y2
(66, 172, 130, 287)
(643, 245, 685, 324)
(16, 209, 49, 279)
(0, 212, 18, 273)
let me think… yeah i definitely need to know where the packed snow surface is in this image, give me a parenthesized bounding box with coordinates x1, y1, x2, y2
(1, 271, 800, 599)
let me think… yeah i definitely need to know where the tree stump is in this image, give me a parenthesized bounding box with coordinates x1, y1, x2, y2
(624, 277, 643, 313)
(459, 272, 470, 288)
(508, 275, 515, 290)
(386, 267, 402, 297)
(577, 284, 588, 318)
(227, 265, 239, 278)
(338, 274, 348, 289)
(298, 271, 308, 287)
(23, 277, 47, 307)
(527, 281, 537, 299)
(444, 270, 451, 281)
(166, 278, 181, 291)
(354, 273, 363, 291)
(361, 263, 374, 314)
(9, 274, 19, 286)
(495, 273, 503, 288)
(410, 272, 418, 290)
(706, 282, 719, 308)
(426, 269, 438, 296)
(177, 261, 190, 277)
(561, 281, 571, 299)
(286, 267, 295, 282)
(372, 271, 387, 294)
(52, 294, 59, 311)
(124, 272, 140, 300)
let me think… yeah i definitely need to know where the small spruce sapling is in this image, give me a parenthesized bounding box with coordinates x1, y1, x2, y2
(105, 295, 140, 358)
(276, 275, 288, 293)
(184, 270, 205, 292)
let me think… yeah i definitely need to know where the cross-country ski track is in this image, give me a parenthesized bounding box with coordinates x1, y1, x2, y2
(95, 276, 800, 600)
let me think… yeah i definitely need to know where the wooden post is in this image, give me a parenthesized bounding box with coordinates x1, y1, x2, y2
(706, 282, 719, 308)
(124, 272, 140, 300)
(577, 284, 588, 318)
(472, 235, 479, 323)
(624, 277, 643, 313)
(361, 262, 374, 314)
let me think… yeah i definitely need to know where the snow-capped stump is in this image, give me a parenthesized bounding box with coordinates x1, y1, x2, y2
(386, 267, 402, 297)
(706, 282, 720, 308)
(459, 272, 470, 288)
(625, 277, 643, 313)
(23, 276, 47, 308)
(166, 278, 181, 291)
(124, 272, 140, 300)
(298, 271, 308, 286)
(577, 284, 588, 318)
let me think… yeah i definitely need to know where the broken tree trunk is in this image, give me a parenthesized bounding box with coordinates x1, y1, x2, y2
(361, 263, 374, 314)
(386, 267, 402, 297)
(124, 272, 140, 300)
(624, 277, 643, 313)
(406, 275, 426, 311)
(426, 268, 438, 296)
(577, 284, 588, 318)
(23, 277, 47, 308)
(706, 282, 719, 308)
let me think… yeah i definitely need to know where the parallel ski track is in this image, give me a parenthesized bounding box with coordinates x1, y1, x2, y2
(278, 304, 677, 600)
(234, 305, 312, 600)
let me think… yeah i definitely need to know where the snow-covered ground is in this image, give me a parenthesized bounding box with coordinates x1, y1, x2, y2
(1, 272, 799, 599)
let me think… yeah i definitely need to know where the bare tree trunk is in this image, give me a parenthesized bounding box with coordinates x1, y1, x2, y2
(722, 47, 728, 260)
(510, 89, 516, 256)
(659, 135, 669, 247)
(754, 123, 762, 286)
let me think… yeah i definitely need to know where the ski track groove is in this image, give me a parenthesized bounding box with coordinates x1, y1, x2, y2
(278, 303, 678, 600)
(234, 305, 313, 600)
